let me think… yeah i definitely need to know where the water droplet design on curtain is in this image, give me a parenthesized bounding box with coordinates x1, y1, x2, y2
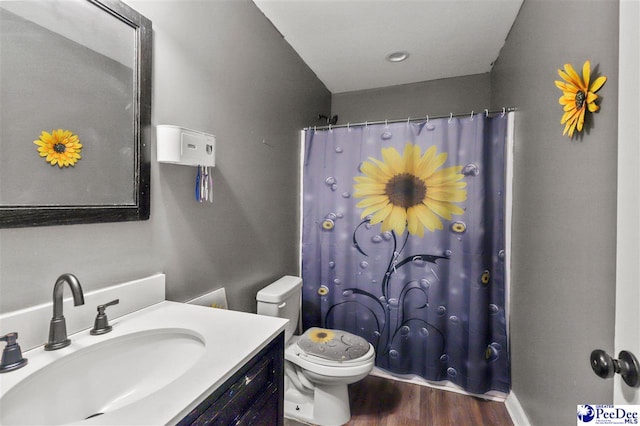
(301, 116, 511, 394)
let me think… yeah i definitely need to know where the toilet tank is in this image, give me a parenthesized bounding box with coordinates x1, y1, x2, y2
(256, 276, 302, 342)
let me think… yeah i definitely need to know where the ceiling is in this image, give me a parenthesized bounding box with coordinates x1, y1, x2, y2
(252, 0, 524, 94)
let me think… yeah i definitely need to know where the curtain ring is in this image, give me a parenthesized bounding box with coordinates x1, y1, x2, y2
(448, 113, 453, 123)
(385, 119, 388, 128)
(407, 117, 410, 124)
(470, 110, 474, 120)
(365, 121, 368, 129)
(485, 109, 489, 118)
(314, 126, 317, 133)
(329, 124, 332, 131)
(426, 115, 429, 124)
(501, 107, 506, 117)
(347, 122, 351, 131)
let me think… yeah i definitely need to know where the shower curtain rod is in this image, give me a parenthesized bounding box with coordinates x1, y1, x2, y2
(306, 107, 516, 131)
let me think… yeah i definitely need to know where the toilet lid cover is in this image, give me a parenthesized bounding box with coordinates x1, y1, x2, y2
(297, 327, 370, 361)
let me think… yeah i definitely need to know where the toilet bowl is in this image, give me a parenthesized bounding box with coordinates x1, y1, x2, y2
(256, 276, 375, 426)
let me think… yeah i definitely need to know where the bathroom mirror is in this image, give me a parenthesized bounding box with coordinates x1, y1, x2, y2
(0, 0, 151, 228)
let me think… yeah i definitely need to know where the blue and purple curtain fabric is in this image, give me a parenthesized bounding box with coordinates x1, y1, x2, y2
(301, 115, 510, 394)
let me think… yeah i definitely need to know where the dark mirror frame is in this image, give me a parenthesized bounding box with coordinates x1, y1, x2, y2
(0, 0, 151, 228)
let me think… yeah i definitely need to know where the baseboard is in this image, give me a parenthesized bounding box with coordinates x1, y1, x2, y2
(505, 390, 531, 426)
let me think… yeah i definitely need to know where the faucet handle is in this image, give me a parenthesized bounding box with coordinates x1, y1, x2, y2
(98, 299, 120, 314)
(90, 299, 119, 335)
(0, 332, 28, 373)
(1, 332, 18, 345)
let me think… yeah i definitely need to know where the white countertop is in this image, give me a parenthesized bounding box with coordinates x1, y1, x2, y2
(0, 301, 288, 425)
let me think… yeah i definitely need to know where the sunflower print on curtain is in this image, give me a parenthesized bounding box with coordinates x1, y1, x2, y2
(301, 115, 510, 394)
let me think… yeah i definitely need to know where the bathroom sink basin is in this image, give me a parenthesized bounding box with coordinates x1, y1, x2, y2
(0, 299, 288, 425)
(0, 328, 205, 425)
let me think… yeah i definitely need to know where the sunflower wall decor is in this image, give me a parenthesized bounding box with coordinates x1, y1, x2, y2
(555, 60, 607, 138)
(34, 129, 82, 167)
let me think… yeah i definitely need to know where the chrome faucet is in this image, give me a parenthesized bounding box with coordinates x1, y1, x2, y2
(44, 273, 85, 351)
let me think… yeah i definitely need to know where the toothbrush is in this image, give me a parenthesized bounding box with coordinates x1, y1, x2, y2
(195, 166, 201, 202)
(199, 165, 205, 202)
(208, 167, 213, 203)
(203, 166, 209, 202)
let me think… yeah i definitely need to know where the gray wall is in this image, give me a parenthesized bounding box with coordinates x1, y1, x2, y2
(331, 73, 491, 124)
(491, 0, 618, 425)
(0, 0, 330, 314)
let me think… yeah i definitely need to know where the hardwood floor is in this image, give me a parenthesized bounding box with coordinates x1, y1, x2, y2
(347, 375, 513, 426)
(284, 375, 514, 426)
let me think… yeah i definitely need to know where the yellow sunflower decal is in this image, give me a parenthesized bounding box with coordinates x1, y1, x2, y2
(555, 60, 607, 138)
(321, 219, 335, 230)
(450, 221, 467, 234)
(308, 328, 335, 343)
(353, 143, 467, 237)
(481, 270, 491, 285)
(34, 129, 82, 167)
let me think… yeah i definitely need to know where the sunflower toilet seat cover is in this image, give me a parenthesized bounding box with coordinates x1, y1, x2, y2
(297, 327, 370, 361)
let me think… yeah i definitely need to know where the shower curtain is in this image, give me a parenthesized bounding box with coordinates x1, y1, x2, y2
(301, 113, 511, 395)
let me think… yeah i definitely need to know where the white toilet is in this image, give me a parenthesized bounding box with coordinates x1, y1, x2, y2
(256, 275, 375, 426)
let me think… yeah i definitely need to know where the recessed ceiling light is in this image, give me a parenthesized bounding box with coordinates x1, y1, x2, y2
(386, 51, 410, 63)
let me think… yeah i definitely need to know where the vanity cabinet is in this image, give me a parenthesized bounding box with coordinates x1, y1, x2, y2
(178, 332, 284, 426)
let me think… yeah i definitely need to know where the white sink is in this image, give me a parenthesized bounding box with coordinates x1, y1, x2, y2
(0, 300, 288, 425)
(0, 328, 205, 425)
